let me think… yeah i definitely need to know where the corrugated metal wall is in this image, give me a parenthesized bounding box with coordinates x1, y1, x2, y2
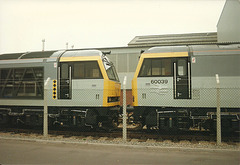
(98, 32, 219, 90)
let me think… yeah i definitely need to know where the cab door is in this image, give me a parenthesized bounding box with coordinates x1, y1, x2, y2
(59, 63, 72, 99)
(174, 58, 191, 99)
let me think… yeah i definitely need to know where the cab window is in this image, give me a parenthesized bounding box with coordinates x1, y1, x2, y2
(178, 59, 187, 76)
(73, 61, 103, 79)
(138, 58, 172, 77)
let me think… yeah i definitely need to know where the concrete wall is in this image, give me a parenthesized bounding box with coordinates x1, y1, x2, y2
(217, 0, 240, 42)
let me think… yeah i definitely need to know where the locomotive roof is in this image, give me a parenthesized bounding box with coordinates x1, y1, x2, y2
(0, 49, 103, 61)
(61, 50, 102, 58)
(0, 51, 57, 60)
(145, 46, 189, 53)
(144, 44, 240, 55)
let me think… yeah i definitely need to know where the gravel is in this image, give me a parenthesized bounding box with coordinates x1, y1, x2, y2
(0, 132, 239, 151)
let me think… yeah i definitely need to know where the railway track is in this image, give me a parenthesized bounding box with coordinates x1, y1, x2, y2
(0, 126, 239, 145)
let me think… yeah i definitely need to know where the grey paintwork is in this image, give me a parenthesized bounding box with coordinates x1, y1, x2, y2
(146, 46, 189, 53)
(136, 44, 240, 108)
(61, 50, 102, 57)
(137, 77, 240, 108)
(0, 50, 107, 107)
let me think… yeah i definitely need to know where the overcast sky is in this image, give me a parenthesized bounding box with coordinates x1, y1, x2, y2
(0, 0, 225, 54)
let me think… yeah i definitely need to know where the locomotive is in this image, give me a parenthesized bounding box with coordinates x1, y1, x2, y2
(132, 44, 240, 132)
(0, 49, 121, 129)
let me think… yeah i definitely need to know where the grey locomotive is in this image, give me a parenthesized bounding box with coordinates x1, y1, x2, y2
(132, 44, 240, 132)
(0, 50, 121, 129)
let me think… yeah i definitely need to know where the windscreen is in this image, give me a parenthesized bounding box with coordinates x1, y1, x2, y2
(102, 56, 119, 82)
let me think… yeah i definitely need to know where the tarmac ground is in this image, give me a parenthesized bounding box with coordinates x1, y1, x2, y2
(0, 138, 239, 165)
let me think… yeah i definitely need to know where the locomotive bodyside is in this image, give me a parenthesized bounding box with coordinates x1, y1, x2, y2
(0, 50, 120, 129)
(132, 44, 240, 132)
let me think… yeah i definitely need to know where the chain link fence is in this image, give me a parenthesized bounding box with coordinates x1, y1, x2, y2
(0, 82, 239, 143)
(133, 87, 240, 138)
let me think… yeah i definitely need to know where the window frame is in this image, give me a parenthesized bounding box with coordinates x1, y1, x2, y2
(138, 58, 173, 77)
(72, 61, 103, 79)
(177, 59, 187, 76)
(0, 67, 44, 99)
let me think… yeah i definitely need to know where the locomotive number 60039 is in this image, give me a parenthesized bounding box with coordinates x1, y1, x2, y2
(151, 80, 168, 84)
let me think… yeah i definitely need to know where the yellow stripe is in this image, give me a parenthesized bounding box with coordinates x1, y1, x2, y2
(142, 52, 188, 58)
(59, 55, 120, 107)
(103, 80, 121, 107)
(59, 56, 101, 62)
(132, 77, 138, 106)
(132, 51, 188, 106)
(98, 59, 121, 107)
(97, 58, 108, 80)
(131, 57, 144, 106)
(60, 56, 107, 79)
(133, 57, 144, 78)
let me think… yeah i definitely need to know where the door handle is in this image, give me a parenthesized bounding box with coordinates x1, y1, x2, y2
(174, 63, 176, 98)
(65, 93, 69, 98)
(96, 94, 99, 100)
(188, 62, 191, 99)
(142, 93, 146, 99)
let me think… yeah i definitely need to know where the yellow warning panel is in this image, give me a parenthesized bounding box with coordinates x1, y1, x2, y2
(52, 80, 57, 99)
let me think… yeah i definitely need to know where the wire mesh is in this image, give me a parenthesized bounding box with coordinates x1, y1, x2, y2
(134, 86, 240, 137)
(0, 82, 239, 141)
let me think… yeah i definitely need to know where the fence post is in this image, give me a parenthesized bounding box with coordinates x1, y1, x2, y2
(44, 77, 50, 137)
(122, 76, 127, 142)
(215, 74, 221, 145)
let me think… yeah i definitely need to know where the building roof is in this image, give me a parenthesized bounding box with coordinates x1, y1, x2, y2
(128, 32, 218, 47)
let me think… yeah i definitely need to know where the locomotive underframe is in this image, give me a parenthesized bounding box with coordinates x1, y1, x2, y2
(132, 106, 240, 132)
(0, 106, 120, 129)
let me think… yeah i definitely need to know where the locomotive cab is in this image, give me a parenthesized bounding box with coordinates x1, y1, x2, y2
(132, 46, 191, 107)
(0, 50, 121, 129)
(58, 50, 120, 107)
(132, 45, 240, 132)
(55, 50, 121, 128)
